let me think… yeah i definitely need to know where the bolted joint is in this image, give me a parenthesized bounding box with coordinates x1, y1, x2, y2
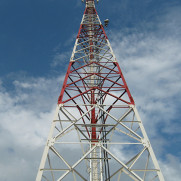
(59, 103, 64, 108)
(142, 138, 150, 148)
(47, 138, 55, 147)
(129, 104, 135, 108)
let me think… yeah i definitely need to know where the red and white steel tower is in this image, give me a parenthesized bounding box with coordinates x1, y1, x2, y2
(36, 0, 165, 180)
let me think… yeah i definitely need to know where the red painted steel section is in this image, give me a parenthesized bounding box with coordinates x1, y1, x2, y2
(58, 62, 73, 104)
(77, 24, 83, 39)
(115, 62, 135, 105)
(97, 87, 130, 104)
(62, 88, 94, 104)
(91, 89, 96, 142)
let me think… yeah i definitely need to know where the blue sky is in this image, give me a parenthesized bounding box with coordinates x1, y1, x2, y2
(0, 0, 179, 77)
(0, 0, 181, 180)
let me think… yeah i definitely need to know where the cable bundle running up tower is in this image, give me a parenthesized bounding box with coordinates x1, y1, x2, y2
(36, 0, 165, 180)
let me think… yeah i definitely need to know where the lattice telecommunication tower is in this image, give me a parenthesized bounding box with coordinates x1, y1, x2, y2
(36, 0, 165, 180)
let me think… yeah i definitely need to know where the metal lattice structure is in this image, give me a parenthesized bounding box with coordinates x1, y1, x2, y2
(36, 0, 165, 180)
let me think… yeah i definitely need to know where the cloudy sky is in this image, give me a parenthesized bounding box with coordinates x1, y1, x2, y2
(0, 0, 181, 180)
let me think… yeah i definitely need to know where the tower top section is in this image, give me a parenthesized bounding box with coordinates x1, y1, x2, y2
(82, 0, 98, 7)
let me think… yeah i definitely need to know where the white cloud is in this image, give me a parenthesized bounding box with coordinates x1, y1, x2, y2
(110, 8, 181, 136)
(160, 154, 181, 181)
(0, 76, 63, 181)
(51, 52, 71, 67)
